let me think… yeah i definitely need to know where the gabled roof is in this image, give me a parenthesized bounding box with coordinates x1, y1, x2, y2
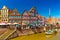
(13, 8, 18, 12)
(22, 9, 29, 16)
(28, 6, 38, 14)
(23, 9, 28, 14)
(8, 8, 21, 16)
(13, 8, 20, 15)
(29, 7, 36, 12)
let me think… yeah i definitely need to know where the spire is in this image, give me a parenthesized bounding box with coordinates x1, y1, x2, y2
(49, 8, 51, 18)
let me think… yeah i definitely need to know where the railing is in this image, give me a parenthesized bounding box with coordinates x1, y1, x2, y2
(4, 29, 16, 40)
(0, 28, 16, 40)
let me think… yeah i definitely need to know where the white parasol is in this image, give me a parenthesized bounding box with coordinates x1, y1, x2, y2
(13, 23, 18, 24)
(7, 23, 11, 25)
(0, 22, 8, 25)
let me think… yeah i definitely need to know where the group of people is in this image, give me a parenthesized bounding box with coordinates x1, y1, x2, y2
(17, 25, 43, 34)
(16, 23, 60, 35)
(30, 25, 42, 34)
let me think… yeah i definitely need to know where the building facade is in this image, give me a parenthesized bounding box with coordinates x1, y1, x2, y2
(1, 6, 9, 23)
(0, 5, 46, 27)
(21, 10, 30, 29)
(28, 7, 38, 24)
(8, 9, 21, 24)
(0, 10, 1, 22)
(38, 15, 45, 26)
(46, 17, 56, 25)
(22, 10, 30, 25)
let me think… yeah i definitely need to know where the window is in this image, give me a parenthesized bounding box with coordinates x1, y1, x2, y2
(14, 12, 16, 14)
(16, 16, 17, 18)
(5, 10, 6, 13)
(9, 16, 13, 18)
(13, 16, 15, 18)
(6, 10, 8, 12)
(11, 20, 13, 22)
(6, 19, 7, 21)
(18, 16, 19, 18)
(13, 20, 14, 22)
(32, 10, 34, 12)
(16, 20, 19, 22)
(18, 16, 21, 18)
(2, 19, 5, 21)
(31, 13, 35, 16)
(9, 20, 11, 22)
(40, 18, 43, 21)
(6, 15, 8, 17)
(3, 10, 4, 13)
(34, 14, 36, 17)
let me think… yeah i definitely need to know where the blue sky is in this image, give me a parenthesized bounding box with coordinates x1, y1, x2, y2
(0, 0, 60, 18)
